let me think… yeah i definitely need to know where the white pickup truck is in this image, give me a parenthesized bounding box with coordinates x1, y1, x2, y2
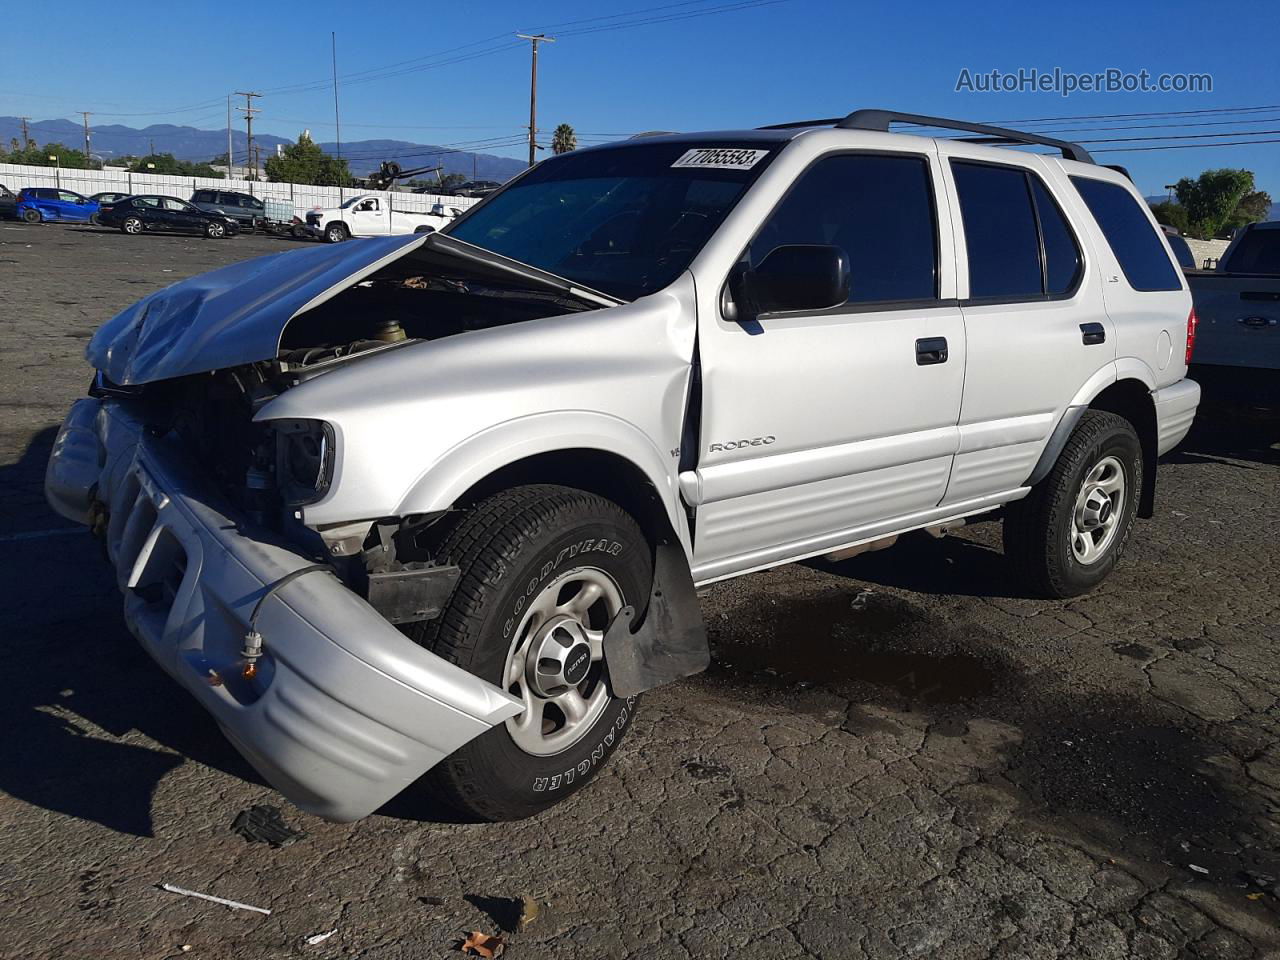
(305, 194, 455, 242)
(47, 108, 1200, 824)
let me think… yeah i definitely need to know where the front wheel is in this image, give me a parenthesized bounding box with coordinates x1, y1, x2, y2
(407, 485, 652, 821)
(325, 222, 349, 243)
(204, 220, 226, 239)
(1003, 410, 1142, 598)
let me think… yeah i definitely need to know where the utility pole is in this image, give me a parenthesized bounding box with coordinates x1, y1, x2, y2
(227, 95, 234, 177)
(516, 33, 554, 167)
(331, 32, 343, 201)
(80, 112, 91, 161)
(235, 91, 262, 179)
(19, 116, 30, 145)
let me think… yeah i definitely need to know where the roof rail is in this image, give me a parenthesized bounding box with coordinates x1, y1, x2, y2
(757, 109, 1094, 163)
(838, 110, 1094, 163)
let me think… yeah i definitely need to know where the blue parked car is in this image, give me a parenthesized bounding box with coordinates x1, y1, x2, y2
(16, 187, 99, 224)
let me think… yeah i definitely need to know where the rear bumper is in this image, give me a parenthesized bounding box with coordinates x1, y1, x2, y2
(45, 397, 522, 821)
(1152, 377, 1201, 455)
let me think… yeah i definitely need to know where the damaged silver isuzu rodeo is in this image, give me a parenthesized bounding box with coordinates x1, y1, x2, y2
(46, 110, 1201, 822)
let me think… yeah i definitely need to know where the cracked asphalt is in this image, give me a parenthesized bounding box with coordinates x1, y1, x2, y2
(1, 223, 1277, 959)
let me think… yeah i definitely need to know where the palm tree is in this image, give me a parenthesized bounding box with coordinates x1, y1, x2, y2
(551, 123, 577, 155)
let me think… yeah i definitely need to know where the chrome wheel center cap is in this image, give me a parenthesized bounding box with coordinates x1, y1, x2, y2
(527, 616, 593, 696)
(1081, 488, 1113, 530)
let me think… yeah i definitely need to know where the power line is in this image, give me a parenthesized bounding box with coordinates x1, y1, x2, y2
(1095, 137, 1280, 154)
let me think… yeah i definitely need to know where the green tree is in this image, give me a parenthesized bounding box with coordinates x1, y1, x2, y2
(1224, 189, 1272, 232)
(1148, 200, 1189, 235)
(551, 123, 577, 155)
(263, 131, 351, 186)
(1, 140, 90, 168)
(1174, 169, 1255, 238)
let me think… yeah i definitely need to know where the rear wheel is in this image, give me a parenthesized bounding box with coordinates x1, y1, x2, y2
(408, 485, 651, 821)
(325, 222, 349, 243)
(1003, 410, 1141, 598)
(121, 216, 143, 235)
(89, 213, 101, 226)
(22, 208, 40, 223)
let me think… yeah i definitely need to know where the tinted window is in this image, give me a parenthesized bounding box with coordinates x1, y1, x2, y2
(952, 162, 1042, 299)
(1071, 176, 1181, 291)
(193, 190, 215, 203)
(1166, 234, 1197, 271)
(748, 153, 938, 303)
(1222, 228, 1280, 275)
(1030, 179, 1082, 294)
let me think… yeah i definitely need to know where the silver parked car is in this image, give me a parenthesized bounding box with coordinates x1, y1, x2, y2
(46, 109, 1200, 823)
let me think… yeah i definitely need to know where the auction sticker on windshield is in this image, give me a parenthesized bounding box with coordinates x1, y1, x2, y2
(671, 148, 769, 170)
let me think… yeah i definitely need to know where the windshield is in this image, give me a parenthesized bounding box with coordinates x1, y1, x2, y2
(444, 142, 776, 300)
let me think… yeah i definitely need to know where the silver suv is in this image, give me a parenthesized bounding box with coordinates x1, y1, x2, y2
(190, 188, 264, 228)
(46, 109, 1200, 823)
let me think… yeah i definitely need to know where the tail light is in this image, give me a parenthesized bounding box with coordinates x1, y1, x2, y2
(1185, 308, 1198, 365)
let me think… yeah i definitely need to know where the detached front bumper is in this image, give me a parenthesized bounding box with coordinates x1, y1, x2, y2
(45, 397, 522, 821)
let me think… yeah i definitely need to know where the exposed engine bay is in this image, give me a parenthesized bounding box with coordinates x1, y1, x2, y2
(94, 273, 592, 614)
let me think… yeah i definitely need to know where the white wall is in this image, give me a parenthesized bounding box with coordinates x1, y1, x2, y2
(0, 162, 480, 219)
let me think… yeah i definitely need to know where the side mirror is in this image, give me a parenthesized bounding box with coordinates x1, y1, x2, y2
(727, 244, 849, 321)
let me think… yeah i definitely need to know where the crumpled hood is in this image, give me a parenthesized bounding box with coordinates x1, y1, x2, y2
(87, 234, 427, 385)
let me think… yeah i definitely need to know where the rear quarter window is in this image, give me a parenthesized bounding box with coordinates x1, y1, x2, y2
(1070, 176, 1182, 291)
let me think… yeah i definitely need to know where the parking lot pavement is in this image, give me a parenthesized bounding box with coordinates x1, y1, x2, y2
(1, 223, 1277, 960)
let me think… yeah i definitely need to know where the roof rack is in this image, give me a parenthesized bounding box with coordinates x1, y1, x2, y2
(758, 108, 1094, 164)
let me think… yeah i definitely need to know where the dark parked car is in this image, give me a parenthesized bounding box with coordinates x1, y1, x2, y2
(1159, 223, 1198, 272)
(191, 188, 264, 228)
(444, 179, 501, 198)
(16, 187, 99, 223)
(89, 191, 131, 206)
(0, 184, 16, 220)
(96, 195, 239, 238)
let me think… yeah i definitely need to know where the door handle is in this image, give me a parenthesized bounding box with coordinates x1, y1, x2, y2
(915, 337, 948, 365)
(1080, 322, 1106, 345)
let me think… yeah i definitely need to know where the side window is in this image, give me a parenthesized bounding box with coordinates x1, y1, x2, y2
(1070, 176, 1181, 292)
(193, 191, 213, 203)
(1030, 179, 1082, 295)
(748, 153, 938, 304)
(951, 162, 1042, 300)
(59, 191, 81, 203)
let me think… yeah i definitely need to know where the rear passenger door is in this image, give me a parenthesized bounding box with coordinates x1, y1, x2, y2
(690, 150, 966, 580)
(935, 144, 1112, 505)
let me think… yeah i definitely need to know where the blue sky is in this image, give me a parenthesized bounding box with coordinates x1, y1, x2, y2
(2, 0, 1276, 197)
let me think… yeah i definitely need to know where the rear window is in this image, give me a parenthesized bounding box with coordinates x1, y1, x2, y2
(1071, 176, 1182, 291)
(1223, 228, 1280, 275)
(193, 190, 215, 203)
(951, 162, 1045, 300)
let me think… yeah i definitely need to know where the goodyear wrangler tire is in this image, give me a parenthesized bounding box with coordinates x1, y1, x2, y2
(1003, 410, 1141, 599)
(409, 485, 652, 821)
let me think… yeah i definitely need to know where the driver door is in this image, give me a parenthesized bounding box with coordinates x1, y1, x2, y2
(352, 198, 387, 235)
(689, 149, 966, 581)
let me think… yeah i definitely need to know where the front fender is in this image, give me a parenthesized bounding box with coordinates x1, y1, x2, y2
(394, 410, 687, 547)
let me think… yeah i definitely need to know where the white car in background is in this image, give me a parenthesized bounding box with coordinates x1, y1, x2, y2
(306, 193, 456, 242)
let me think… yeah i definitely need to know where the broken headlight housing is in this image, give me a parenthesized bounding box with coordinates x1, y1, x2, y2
(273, 419, 336, 506)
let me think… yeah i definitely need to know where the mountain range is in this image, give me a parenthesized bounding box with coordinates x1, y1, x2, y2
(0, 117, 527, 181)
